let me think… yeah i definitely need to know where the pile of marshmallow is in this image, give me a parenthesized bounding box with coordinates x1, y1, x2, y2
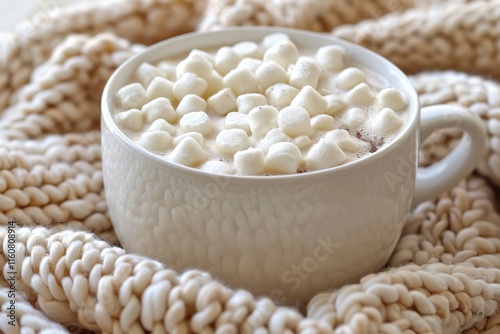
(114, 33, 408, 175)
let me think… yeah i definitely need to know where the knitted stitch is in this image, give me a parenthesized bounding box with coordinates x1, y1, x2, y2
(0, 0, 499, 333)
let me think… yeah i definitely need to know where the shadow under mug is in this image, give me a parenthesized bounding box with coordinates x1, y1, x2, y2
(101, 27, 487, 308)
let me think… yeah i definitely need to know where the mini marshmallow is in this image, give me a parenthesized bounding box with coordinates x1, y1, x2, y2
(142, 97, 177, 123)
(290, 86, 327, 116)
(234, 147, 265, 175)
(316, 45, 346, 72)
(265, 83, 300, 110)
(115, 83, 147, 110)
(262, 33, 290, 50)
(188, 49, 215, 64)
(225, 112, 251, 134)
(172, 132, 204, 147)
(169, 137, 207, 167)
(223, 68, 259, 96)
(294, 135, 312, 149)
(148, 119, 176, 136)
(237, 93, 267, 114)
(135, 62, 167, 87)
(176, 94, 207, 117)
(263, 40, 299, 69)
(335, 67, 367, 90)
(233, 41, 262, 59)
(238, 58, 263, 72)
(345, 107, 368, 128)
(289, 57, 322, 89)
(146, 77, 176, 103)
(207, 88, 237, 116)
(371, 108, 403, 135)
(346, 83, 376, 105)
(248, 105, 279, 138)
(325, 129, 360, 151)
(116, 109, 144, 131)
(265, 142, 303, 174)
(204, 71, 224, 97)
(138, 130, 172, 151)
(179, 111, 213, 135)
(215, 129, 251, 155)
(200, 160, 234, 175)
(376, 88, 408, 112)
(258, 128, 291, 153)
(176, 54, 213, 79)
(157, 61, 177, 80)
(306, 138, 346, 170)
(278, 106, 313, 138)
(324, 94, 347, 116)
(311, 114, 335, 131)
(215, 47, 241, 76)
(173, 73, 207, 100)
(255, 61, 288, 89)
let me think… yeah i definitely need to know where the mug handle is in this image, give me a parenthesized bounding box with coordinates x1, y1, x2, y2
(412, 105, 487, 205)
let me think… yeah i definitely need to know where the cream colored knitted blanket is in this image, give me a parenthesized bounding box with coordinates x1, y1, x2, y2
(0, 0, 499, 333)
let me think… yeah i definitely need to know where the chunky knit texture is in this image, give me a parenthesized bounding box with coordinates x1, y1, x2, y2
(0, 0, 500, 333)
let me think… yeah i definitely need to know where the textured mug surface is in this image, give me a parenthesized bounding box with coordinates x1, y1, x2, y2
(101, 27, 424, 307)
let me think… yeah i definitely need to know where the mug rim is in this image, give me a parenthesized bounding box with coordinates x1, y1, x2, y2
(101, 26, 420, 182)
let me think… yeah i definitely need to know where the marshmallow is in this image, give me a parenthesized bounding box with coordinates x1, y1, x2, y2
(262, 33, 290, 50)
(169, 137, 207, 167)
(265, 142, 303, 174)
(135, 62, 167, 87)
(258, 128, 292, 153)
(179, 111, 213, 135)
(223, 68, 259, 95)
(237, 93, 267, 114)
(278, 106, 313, 138)
(346, 83, 376, 105)
(324, 94, 347, 116)
(225, 112, 251, 134)
(204, 71, 224, 97)
(290, 86, 327, 117)
(263, 40, 299, 69)
(138, 130, 172, 151)
(255, 61, 288, 90)
(371, 108, 403, 135)
(115, 83, 147, 110)
(248, 105, 279, 138)
(216, 129, 251, 155)
(172, 132, 204, 147)
(188, 49, 215, 64)
(215, 46, 241, 76)
(234, 147, 265, 175)
(376, 88, 408, 112)
(176, 53, 213, 79)
(294, 135, 312, 149)
(173, 73, 207, 100)
(316, 45, 346, 72)
(157, 61, 177, 80)
(233, 41, 262, 59)
(146, 77, 176, 103)
(335, 67, 367, 90)
(207, 88, 237, 116)
(325, 129, 360, 151)
(176, 94, 207, 117)
(142, 97, 177, 123)
(200, 160, 234, 175)
(306, 138, 346, 170)
(311, 114, 335, 131)
(265, 83, 299, 110)
(147, 119, 176, 136)
(344, 107, 368, 128)
(289, 57, 322, 89)
(238, 58, 263, 72)
(116, 109, 145, 131)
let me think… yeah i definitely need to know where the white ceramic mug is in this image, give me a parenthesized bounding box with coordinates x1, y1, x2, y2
(101, 27, 486, 307)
